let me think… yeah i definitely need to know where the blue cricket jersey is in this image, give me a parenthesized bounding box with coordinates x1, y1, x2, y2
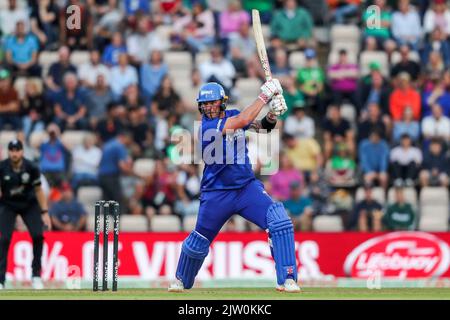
(199, 109, 255, 191)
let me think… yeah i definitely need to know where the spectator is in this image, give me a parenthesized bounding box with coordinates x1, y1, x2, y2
(389, 72, 421, 121)
(120, 84, 147, 115)
(425, 51, 445, 80)
(283, 134, 322, 178)
(392, 107, 420, 144)
(45, 46, 77, 94)
(359, 129, 390, 189)
(420, 138, 450, 187)
(59, 0, 93, 50)
(228, 22, 258, 78)
(270, 48, 291, 80)
(29, 0, 60, 49)
(101, 31, 127, 67)
(126, 16, 169, 66)
(0, 68, 21, 130)
(0, 0, 29, 36)
(328, 0, 360, 24)
(284, 104, 315, 139)
(242, 0, 275, 24)
(422, 77, 450, 117)
(22, 80, 48, 141)
(390, 45, 421, 82)
(362, 0, 393, 50)
(53, 73, 88, 130)
(4, 21, 40, 77)
(280, 76, 306, 122)
(156, 0, 182, 24)
(282, 181, 313, 231)
(219, 0, 250, 45)
(98, 130, 134, 213)
(323, 105, 355, 160)
(109, 53, 138, 99)
(270, 0, 315, 51)
(70, 134, 102, 192)
(383, 185, 416, 230)
(77, 49, 110, 88)
(39, 123, 69, 187)
(423, 0, 450, 38)
(391, 0, 422, 50)
(141, 159, 177, 219)
(297, 48, 325, 114)
(198, 46, 236, 98)
(327, 49, 359, 107)
(88, 0, 123, 51)
(357, 64, 391, 115)
(422, 27, 450, 68)
(151, 75, 182, 120)
(268, 153, 304, 201)
(176, 3, 215, 55)
(139, 50, 169, 102)
(390, 133, 422, 186)
(174, 164, 201, 217)
(325, 142, 357, 187)
(124, 0, 150, 27)
(357, 103, 388, 143)
(96, 102, 126, 143)
(308, 170, 332, 216)
(350, 184, 383, 231)
(49, 182, 87, 231)
(85, 74, 114, 129)
(421, 103, 450, 142)
(127, 106, 153, 157)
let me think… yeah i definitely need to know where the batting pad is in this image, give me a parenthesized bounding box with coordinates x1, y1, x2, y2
(175, 231, 210, 289)
(266, 202, 298, 285)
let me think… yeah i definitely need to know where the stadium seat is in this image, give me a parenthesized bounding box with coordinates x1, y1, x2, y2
(29, 131, 49, 150)
(340, 103, 356, 125)
(418, 187, 449, 232)
(78, 186, 103, 212)
(289, 52, 306, 69)
(119, 215, 149, 232)
(359, 51, 389, 76)
(38, 51, 59, 76)
(61, 130, 89, 150)
(182, 215, 197, 232)
(195, 52, 211, 66)
(70, 50, 90, 66)
(330, 25, 360, 45)
(0, 130, 17, 147)
(150, 215, 181, 232)
(355, 187, 386, 205)
(236, 78, 261, 109)
(164, 51, 192, 70)
(155, 25, 173, 45)
(133, 158, 156, 178)
(313, 215, 344, 232)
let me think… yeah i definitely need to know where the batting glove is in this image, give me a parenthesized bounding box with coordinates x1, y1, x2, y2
(258, 78, 283, 104)
(269, 94, 288, 116)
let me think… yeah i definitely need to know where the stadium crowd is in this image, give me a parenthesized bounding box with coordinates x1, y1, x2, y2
(0, 0, 449, 232)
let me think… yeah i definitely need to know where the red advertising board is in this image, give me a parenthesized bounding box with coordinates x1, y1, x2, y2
(5, 231, 450, 282)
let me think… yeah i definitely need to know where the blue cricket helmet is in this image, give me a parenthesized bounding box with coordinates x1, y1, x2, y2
(197, 82, 228, 115)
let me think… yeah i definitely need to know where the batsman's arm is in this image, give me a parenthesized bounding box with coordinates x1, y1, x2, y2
(248, 111, 277, 133)
(222, 98, 266, 133)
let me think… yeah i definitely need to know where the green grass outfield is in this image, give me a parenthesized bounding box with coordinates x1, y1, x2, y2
(0, 288, 450, 300)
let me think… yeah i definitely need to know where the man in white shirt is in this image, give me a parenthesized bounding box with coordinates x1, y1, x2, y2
(390, 133, 422, 186)
(0, 0, 29, 36)
(199, 46, 236, 96)
(71, 134, 102, 192)
(109, 53, 138, 99)
(77, 50, 110, 88)
(284, 104, 315, 139)
(391, 0, 422, 50)
(422, 103, 450, 142)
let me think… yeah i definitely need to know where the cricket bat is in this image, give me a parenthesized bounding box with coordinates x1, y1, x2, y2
(252, 9, 272, 81)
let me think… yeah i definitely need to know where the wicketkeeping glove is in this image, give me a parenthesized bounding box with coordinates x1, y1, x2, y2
(258, 78, 283, 104)
(269, 94, 288, 116)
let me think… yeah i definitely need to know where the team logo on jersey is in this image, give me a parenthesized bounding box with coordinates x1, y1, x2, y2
(21, 172, 30, 184)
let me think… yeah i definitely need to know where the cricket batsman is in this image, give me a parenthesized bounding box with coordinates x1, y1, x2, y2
(168, 79, 300, 293)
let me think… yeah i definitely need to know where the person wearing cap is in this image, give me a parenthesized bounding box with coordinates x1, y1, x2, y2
(0, 68, 21, 130)
(0, 139, 52, 290)
(296, 48, 325, 114)
(389, 71, 421, 122)
(49, 182, 87, 232)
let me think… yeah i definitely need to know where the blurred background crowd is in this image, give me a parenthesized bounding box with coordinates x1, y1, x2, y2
(0, 0, 449, 233)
